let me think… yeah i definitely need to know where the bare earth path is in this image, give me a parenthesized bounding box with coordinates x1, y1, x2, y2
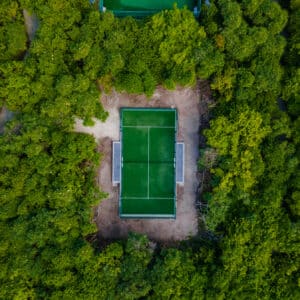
(75, 85, 202, 241)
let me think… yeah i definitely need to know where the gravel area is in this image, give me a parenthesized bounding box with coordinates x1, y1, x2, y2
(74, 84, 203, 241)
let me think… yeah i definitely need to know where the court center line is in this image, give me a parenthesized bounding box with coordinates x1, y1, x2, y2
(123, 124, 175, 200)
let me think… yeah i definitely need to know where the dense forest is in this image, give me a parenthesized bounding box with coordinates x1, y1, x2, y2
(0, 0, 299, 299)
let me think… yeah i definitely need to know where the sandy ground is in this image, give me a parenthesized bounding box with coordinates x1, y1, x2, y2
(75, 84, 203, 242)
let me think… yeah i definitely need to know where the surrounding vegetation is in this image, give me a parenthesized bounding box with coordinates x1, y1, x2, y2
(0, 0, 299, 298)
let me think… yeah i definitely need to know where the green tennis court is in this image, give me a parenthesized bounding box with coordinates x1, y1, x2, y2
(120, 108, 177, 218)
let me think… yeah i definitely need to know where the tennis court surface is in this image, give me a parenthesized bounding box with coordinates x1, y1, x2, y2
(120, 108, 177, 218)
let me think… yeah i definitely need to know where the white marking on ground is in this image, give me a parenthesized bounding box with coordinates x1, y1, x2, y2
(122, 125, 175, 128)
(121, 197, 174, 199)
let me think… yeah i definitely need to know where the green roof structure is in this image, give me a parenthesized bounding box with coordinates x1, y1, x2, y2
(99, 0, 201, 18)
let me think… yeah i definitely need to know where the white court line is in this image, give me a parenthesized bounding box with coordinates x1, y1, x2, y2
(122, 197, 174, 199)
(147, 127, 150, 198)
(123, 125, 175, 129)
(120, 214, 175, 218)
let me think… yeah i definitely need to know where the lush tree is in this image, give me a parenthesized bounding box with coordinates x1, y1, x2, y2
(0, 1, 27, 62)
(1, 0, 299, 299)
(199, 1, 300, 298)
(0, 117, 106, 298)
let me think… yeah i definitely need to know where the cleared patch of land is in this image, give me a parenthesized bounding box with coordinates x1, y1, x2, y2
(75, 84, 204, 241)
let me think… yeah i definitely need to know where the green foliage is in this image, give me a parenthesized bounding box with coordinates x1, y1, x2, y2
(1, 0, 299, 299)
(282, 0, 300, 225)
(200, 1, 300, 298)
(1, 1, 109, 128)
(0, 1, 27, 62)
(0, 117, 107, 298)
(116, 234, 153, 299)
(0, 0, 27, 107)
(1, 3, 222, 124)
(150, 248, 208, 299)
(95, 7, 219, 94)
(204, 109, 269, 226)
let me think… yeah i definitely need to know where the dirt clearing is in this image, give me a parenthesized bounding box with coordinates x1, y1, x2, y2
(75, 84, 205, 241)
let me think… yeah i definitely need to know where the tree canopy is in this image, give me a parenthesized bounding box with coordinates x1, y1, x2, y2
(0, 0, 299, 299)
